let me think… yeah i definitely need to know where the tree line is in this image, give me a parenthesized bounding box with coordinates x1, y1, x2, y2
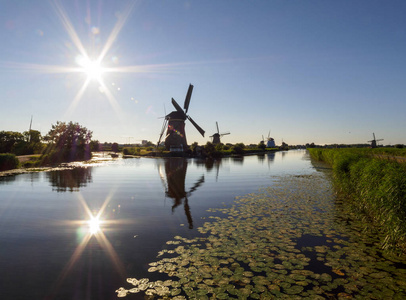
(0, 121, 100, 168)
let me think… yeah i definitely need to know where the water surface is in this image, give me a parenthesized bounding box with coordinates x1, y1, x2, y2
(0, 151, 405, 299)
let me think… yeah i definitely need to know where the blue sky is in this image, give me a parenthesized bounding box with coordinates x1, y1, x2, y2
(1, 0, 405, 146)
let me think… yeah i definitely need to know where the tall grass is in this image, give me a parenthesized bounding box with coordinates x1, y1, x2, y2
(309, 148, 406, 252)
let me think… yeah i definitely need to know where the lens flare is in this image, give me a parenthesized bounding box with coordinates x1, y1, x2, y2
(87, 216, 102, 234)
(76, 55, 105, 81)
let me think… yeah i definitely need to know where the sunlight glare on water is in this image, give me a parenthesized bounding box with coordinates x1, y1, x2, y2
(87, 216, 102, 235)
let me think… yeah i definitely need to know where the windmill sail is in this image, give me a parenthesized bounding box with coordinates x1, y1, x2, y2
(160, 84, 205, 151)
(184, 84, 193, 113)
(187, 116, 205, 137)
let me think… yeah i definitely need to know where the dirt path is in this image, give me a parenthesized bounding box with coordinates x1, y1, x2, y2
(17, 154, 40, 163)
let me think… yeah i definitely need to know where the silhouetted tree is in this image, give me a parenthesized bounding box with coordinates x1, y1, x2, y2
(112, 142, 119, 152)
(43, 121, 92, 163)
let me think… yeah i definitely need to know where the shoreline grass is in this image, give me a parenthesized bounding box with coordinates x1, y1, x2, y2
(308, 148, 406, 253)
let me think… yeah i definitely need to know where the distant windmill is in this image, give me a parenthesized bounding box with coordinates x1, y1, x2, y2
(157, 84, 205, 151)
(266, 130, 275, 148)
(28, 115, 33, 142)
(210, 122, 230, 144)
(368, 133, 384, 148)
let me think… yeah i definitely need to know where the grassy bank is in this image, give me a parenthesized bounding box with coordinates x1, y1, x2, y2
(308, 148, 406, 252)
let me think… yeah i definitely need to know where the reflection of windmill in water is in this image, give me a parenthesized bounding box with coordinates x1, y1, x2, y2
(157, 84, 205, 151)
(368, 133, 384, 148)
(210, 122, 230, 144)
(158, 158, 204, 229)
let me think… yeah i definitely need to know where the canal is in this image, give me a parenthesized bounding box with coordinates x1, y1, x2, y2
(0, 150, 405, 299)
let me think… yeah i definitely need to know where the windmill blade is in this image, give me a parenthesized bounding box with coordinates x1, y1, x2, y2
(183, 84, 194, 113)
(268, 130, 270, 139)
(171, 98, 187, 117)
(216, 121, 219, 134)
(187, 175, 205, 195)
(157, 118, 168, 146)
(220, 132, 230, 136)
(187, 115, 205, 137)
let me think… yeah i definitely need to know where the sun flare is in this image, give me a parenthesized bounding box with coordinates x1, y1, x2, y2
(87, 216, 102, 235)
(76, 56, 105, 81)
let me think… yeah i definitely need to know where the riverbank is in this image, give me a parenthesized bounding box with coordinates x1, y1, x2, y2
(308, 148, 406, 253)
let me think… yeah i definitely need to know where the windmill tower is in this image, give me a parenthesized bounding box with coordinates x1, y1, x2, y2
(157, 84, 205, 151)
(368, 133, 383, 148)
(266, 130, 275, 148)
(210, 122, 230, 144)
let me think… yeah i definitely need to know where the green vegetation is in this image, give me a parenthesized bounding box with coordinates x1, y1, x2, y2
(308, 148, 406, 252)
(122, 142, 279, 159)
(41, 121, 93, 165)
(0, 130, 43, 155)
(118, 175, 406, 298)
(0, 153, 20, 171)
(123, 146, 154, 156)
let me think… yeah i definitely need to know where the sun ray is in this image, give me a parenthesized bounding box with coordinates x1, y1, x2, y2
(0, 0, 212, 117)
(51, 0, 89, 60)
(0, 62, 82, 74)
(96, 79, 123, 116)
(97, 1, 137, 63)
(65, 78, 91, 118)
(94, 229, 127, 277)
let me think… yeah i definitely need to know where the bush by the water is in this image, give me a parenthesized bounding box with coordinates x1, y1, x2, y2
(0, 153, 19, 171)
(309, 148, 406, 252)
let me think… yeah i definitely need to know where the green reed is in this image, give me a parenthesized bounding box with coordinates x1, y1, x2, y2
(308, 148, 406, 252)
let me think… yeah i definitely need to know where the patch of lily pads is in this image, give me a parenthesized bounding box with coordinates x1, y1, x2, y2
(117, 174, 406, 299)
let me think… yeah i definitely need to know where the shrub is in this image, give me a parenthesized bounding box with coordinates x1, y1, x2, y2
(0, 153, 19, 171)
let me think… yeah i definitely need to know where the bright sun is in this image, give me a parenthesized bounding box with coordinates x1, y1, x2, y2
(76, 55, 105, 81)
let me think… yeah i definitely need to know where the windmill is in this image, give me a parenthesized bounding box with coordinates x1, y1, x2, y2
(266, 130, 275, 148)
(210, 122, 230, 144)
(368, 133, 384, 148)
(157, 84, 205, 151)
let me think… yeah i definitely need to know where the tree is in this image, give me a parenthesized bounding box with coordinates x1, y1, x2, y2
(204, 142, 216, 157)
(112, 142, 119, 152)
(231, 143, 245, 155)
(23, 130, 41, 143)
(89, 140, 100, 152)
(0, 131, 24, 153)
(43, 121, 92, 162)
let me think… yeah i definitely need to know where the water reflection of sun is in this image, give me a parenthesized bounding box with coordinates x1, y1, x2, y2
(49, 191, 126, 297)
(87, 215, 102, 235)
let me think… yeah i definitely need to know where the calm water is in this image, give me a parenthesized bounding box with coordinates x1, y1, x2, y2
(0, 150, 405, 299)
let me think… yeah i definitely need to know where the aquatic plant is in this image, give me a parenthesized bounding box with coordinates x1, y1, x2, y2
(117, 174, 406, 298)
